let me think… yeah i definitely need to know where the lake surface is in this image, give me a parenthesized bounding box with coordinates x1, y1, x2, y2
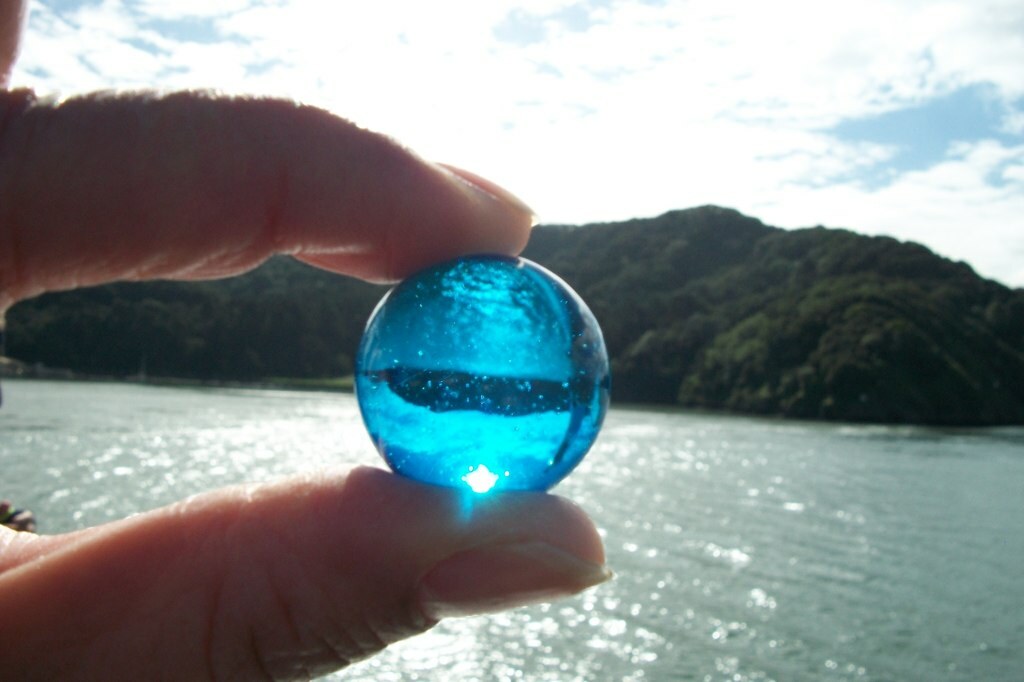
(2, 379, 1023, 681)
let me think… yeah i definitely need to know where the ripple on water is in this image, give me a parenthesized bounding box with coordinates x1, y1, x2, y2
(5, 381, 1024, 681)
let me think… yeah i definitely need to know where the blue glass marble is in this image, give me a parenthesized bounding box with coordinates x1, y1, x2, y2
(355, 255, 610, 493)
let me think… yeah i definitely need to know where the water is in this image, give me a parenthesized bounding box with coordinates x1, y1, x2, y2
(2, 379, 1023, 681)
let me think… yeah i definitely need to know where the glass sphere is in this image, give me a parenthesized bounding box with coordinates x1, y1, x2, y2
(355, 255, 610, 493)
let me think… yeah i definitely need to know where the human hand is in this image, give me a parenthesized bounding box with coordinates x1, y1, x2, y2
(0, 470, 606, 679)
(0, 3, 608, 679)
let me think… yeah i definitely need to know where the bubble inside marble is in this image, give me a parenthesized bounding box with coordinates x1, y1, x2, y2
(355, 255, 610, 493)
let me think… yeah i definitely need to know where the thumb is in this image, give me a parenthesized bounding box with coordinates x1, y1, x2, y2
(0, 467, 608, 680)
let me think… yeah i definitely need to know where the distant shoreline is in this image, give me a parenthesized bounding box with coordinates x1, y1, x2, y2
(0, 357, 355, 394)
(6, 362, 1024, 432)
(8, 209, 1024, 426)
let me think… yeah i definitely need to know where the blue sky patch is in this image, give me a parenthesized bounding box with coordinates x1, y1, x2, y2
(830, 84, 1022, 182)
(141, 16, 223, 45)
(493, 9, 547, 46)
(39, 0, 94, 13)
(493, 2, 611, 46)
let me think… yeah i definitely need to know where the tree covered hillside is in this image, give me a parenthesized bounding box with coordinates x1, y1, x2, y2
(524, 207, 1024, 424)
(8, 206, 1024, 425)
(7, 260, 383, 382)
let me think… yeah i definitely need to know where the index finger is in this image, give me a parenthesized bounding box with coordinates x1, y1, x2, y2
(0, 0, 27, 87)
(0, 90, 534, 312)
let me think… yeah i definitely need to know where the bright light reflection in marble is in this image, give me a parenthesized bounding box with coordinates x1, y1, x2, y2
(462, 464, 500, 494)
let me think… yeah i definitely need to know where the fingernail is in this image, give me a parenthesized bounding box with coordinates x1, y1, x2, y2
(416, 541, 612, 620)
(438, 163, 538, 227)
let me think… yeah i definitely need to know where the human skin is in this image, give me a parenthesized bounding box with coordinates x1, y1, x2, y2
(0, 2, 608, 679)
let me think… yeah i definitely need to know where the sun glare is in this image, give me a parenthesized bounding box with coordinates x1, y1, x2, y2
(462, 464, 499, 494)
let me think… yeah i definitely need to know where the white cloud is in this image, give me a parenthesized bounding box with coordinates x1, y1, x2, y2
(751, 139, 1024, 281)
(10, 0, 1024, 286)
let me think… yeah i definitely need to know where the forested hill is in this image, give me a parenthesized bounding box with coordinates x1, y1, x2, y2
(524, 206, 1024, 424)
(7, 206, 1024, 425)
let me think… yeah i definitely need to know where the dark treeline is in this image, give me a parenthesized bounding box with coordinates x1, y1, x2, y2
(8, 206, 1024, 425)
(6, 261, 384, 382)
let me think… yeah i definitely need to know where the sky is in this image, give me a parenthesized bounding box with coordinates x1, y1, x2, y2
(10, 0, 1024, 287)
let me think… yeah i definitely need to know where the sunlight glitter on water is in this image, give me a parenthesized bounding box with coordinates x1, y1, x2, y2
(3, 380, 1024, 681)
